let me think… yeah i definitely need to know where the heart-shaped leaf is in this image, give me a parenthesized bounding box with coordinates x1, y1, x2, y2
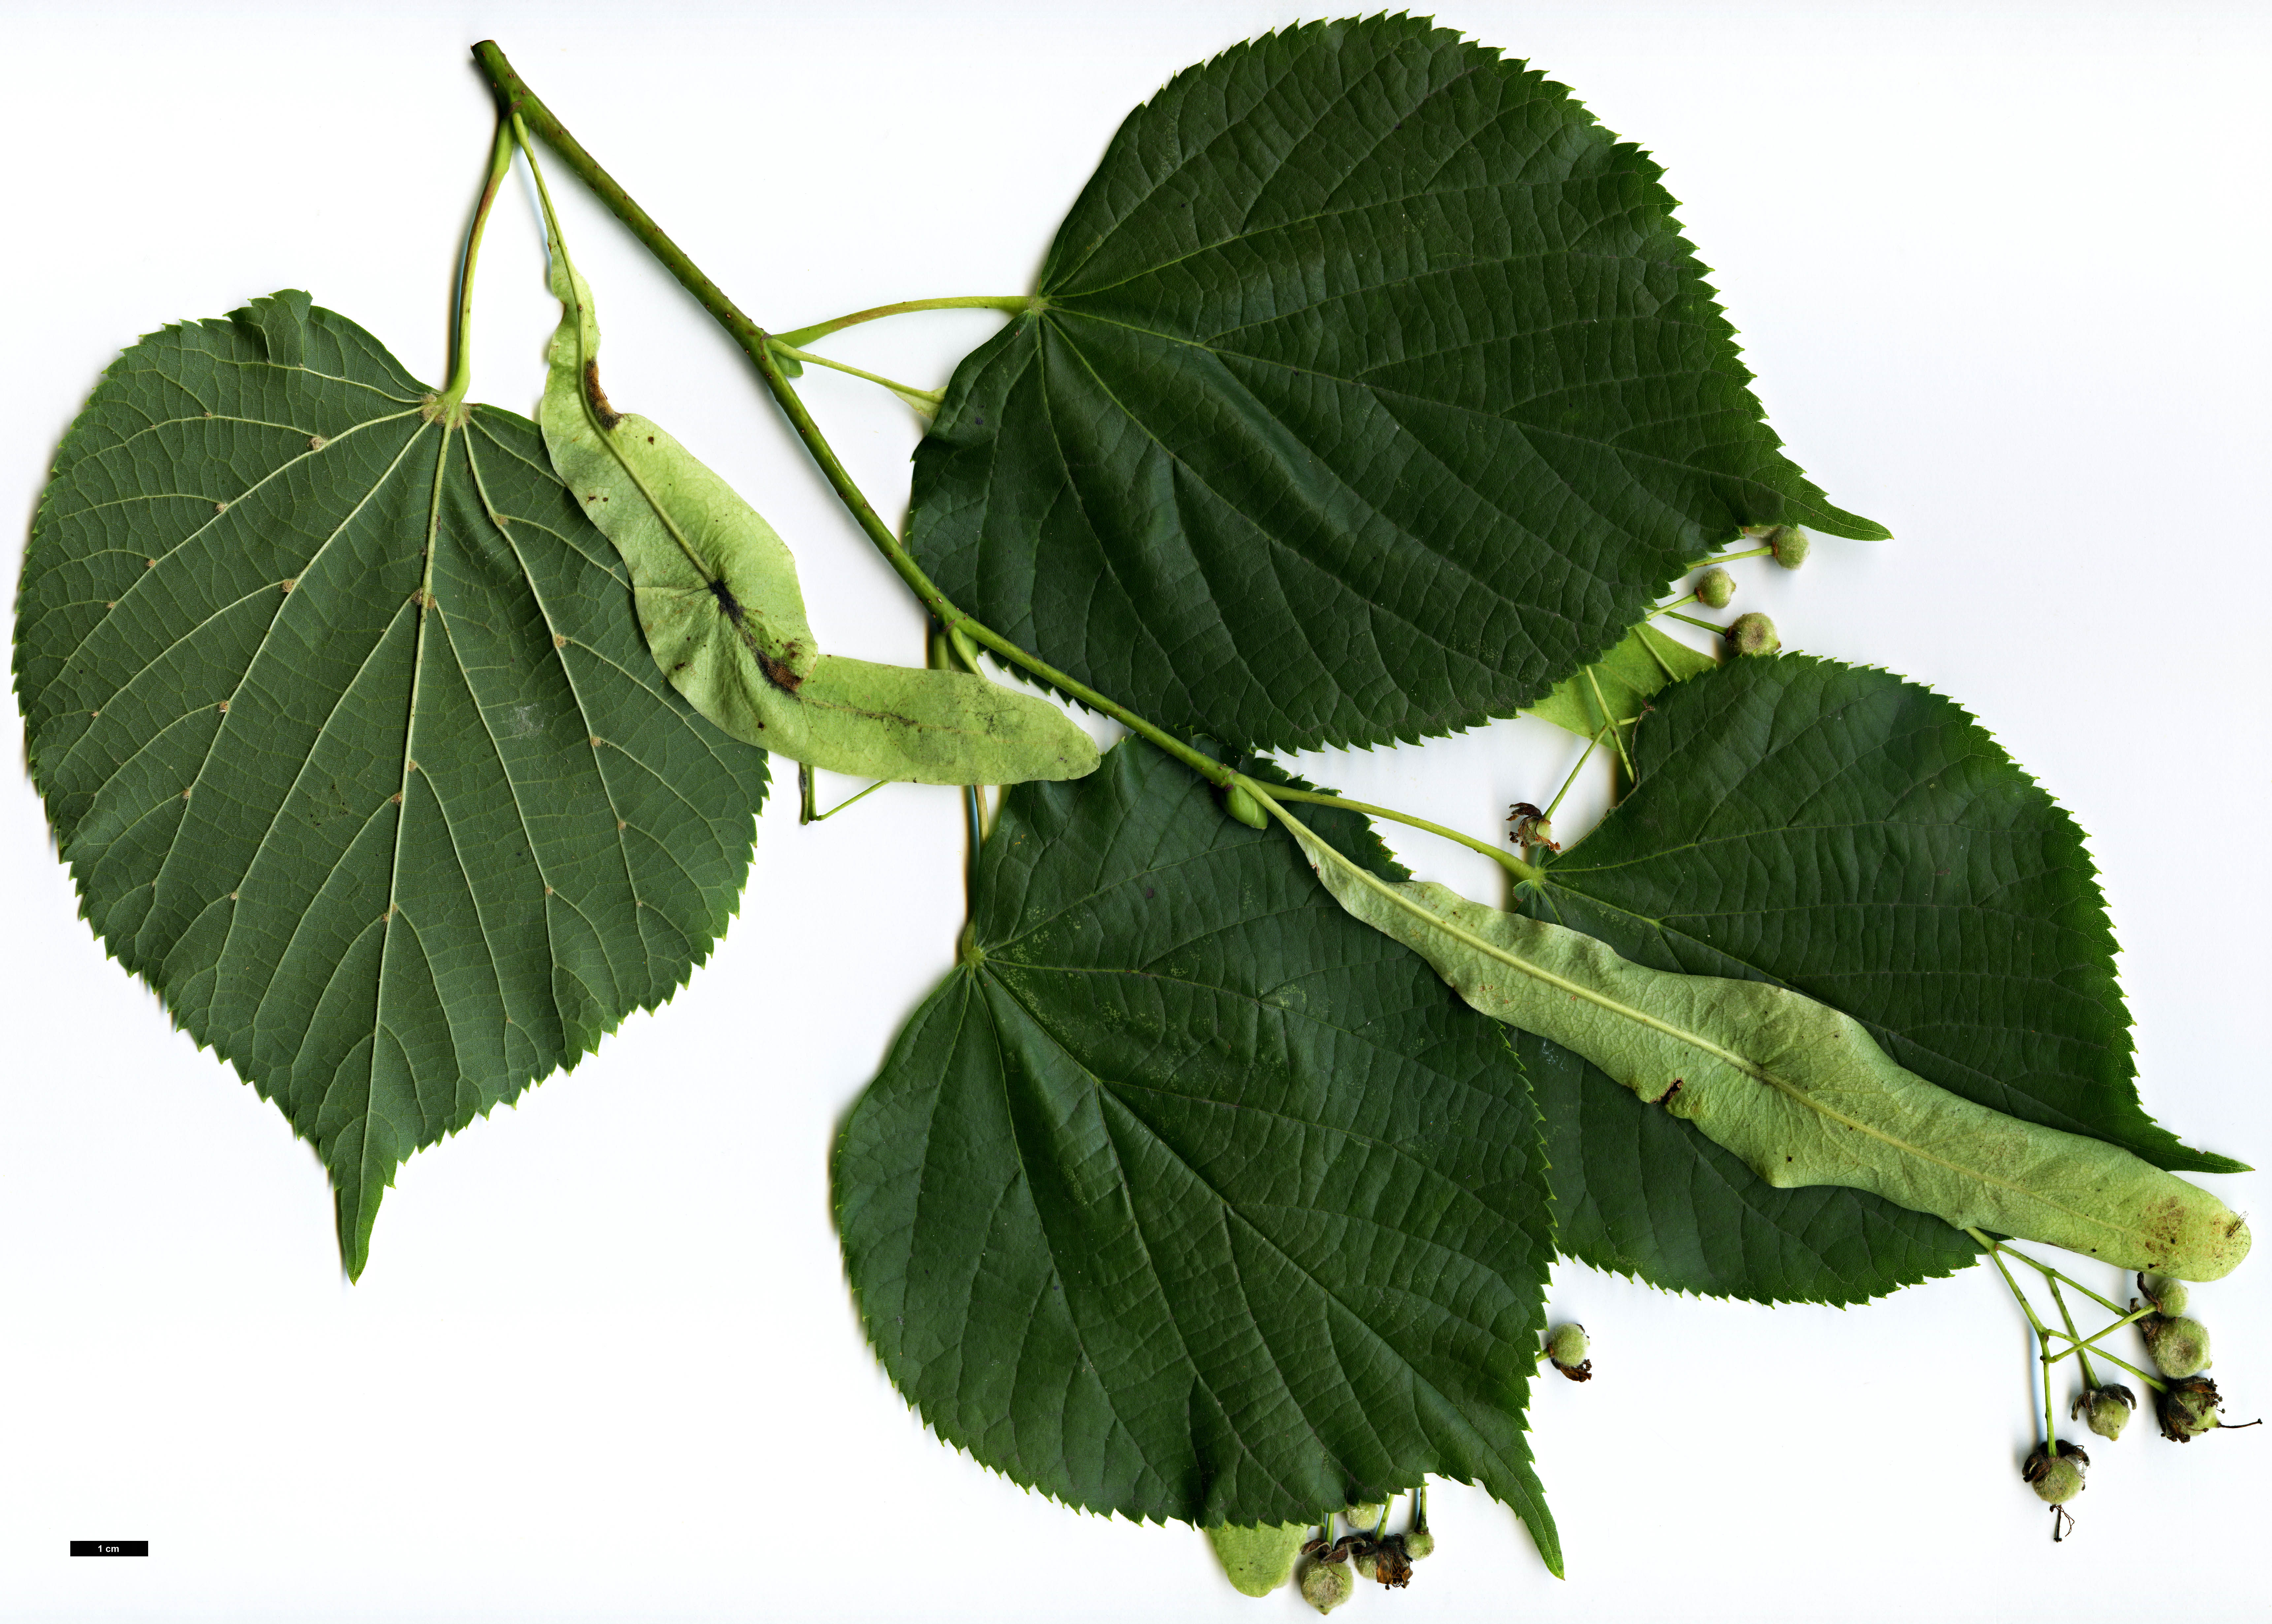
(16, 292, 768, 1277)
(909, 16, 1883, 754)
(833, 740, 1560, 1568)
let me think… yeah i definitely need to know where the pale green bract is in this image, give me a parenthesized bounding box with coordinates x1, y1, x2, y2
(1205, 1525, 1308, 1599)
(538, 259, 1096, 787)
(1524, 622, 1718, 743)
(1279, 815, 2250, 1281)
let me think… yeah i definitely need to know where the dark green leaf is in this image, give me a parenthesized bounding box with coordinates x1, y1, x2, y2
(1522, 654, 2241, 1300)
(15, 292, 768, 1277)
(833, 741, 1560, 1569)
(909, 16, 1883, 754)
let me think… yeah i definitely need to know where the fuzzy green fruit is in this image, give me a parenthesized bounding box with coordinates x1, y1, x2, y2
(2138, 1273, 2190, 1317)
(1695, 565, 1735, 608)
(1545, 1321, 1591, 1381)
(2157, 1376, 2227, 1442)
(2071, 1384, 2136, 1442)
(2142, 1314, 2212, 1379)
(1726, 612, 1780, 656)
(2022, 1439, 2088, 1504)
(1300, 1560, 1353, 1614)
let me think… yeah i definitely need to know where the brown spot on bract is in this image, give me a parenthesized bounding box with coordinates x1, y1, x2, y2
(181, 787, 192, 800)
(145, 558, 156, 569)
(280, 578, 297, 593)
(589, 736, 603, 748)
(308, 434, 327, 451)
(89, 710, 99, 719)
(544, 885, 554, 896)
(757, 650, 803, 693)
(707, 577, 745, 626)
(406, 760, 419, 773)
(214, 501, 229, 514)
(104, 602, 114, 611)
(390, 792, 403, 805)
(216, 700, 229, 714)
(616, 819, 628, 832)
(583, 360, 624, 430)
(228, 891, 238, 901)
(553, 633, 568, 648)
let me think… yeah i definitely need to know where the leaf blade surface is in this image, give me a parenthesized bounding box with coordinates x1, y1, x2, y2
(909, 16, 1882, 753)
(16, 292, 769, 1274)
(833, 741, 1560, 1565)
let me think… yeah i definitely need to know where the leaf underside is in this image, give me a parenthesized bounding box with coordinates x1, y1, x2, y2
(15, 292, 768, 1276)
(833, 741, 1560, 1569)
(1522, 655, 2239, 1302)
(910, 15, 1884, 756)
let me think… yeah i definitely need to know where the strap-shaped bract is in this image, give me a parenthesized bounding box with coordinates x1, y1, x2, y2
(540, 252, 1099, 787)
(1286, 787, 2250, 1279)
(15, 292, 769, 1276)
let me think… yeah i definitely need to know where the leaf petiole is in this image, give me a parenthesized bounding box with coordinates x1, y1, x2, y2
(770, 295, 1038, 349)
(438, 114, 518, 414)
(1658, 609, 1727, 637)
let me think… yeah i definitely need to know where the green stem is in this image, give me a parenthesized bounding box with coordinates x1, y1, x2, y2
(440, 115, 517, 411)
(1996, 1243, 2127, 1317)
(2076, 1343, 2167, 1393)
(472, 43, 1235, 791)
(475, 42, 780, 378)
(1262, 786, 1541, 884)
(768, 338, 944, 409)
(2048, 1277, 2098, 1390)
(1660, 609, 1727, 636)
(1686, 544, 1773, 571)
(806, 778, 892, 821)
(1971, 1229, 2058, 1444)
(2044, 1304, 2151, 1367)
(1540, 723, 1606, 825)
(1583, 665, 1636, 779)
(1647, 591, 1698, 619)
(772, 296, 1038, 349)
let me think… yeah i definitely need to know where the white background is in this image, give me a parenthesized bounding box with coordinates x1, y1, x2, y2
(3, 3, 2266, 1620)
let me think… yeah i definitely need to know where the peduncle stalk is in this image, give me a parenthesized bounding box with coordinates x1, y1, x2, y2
(1263, 785, 1541, 884)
